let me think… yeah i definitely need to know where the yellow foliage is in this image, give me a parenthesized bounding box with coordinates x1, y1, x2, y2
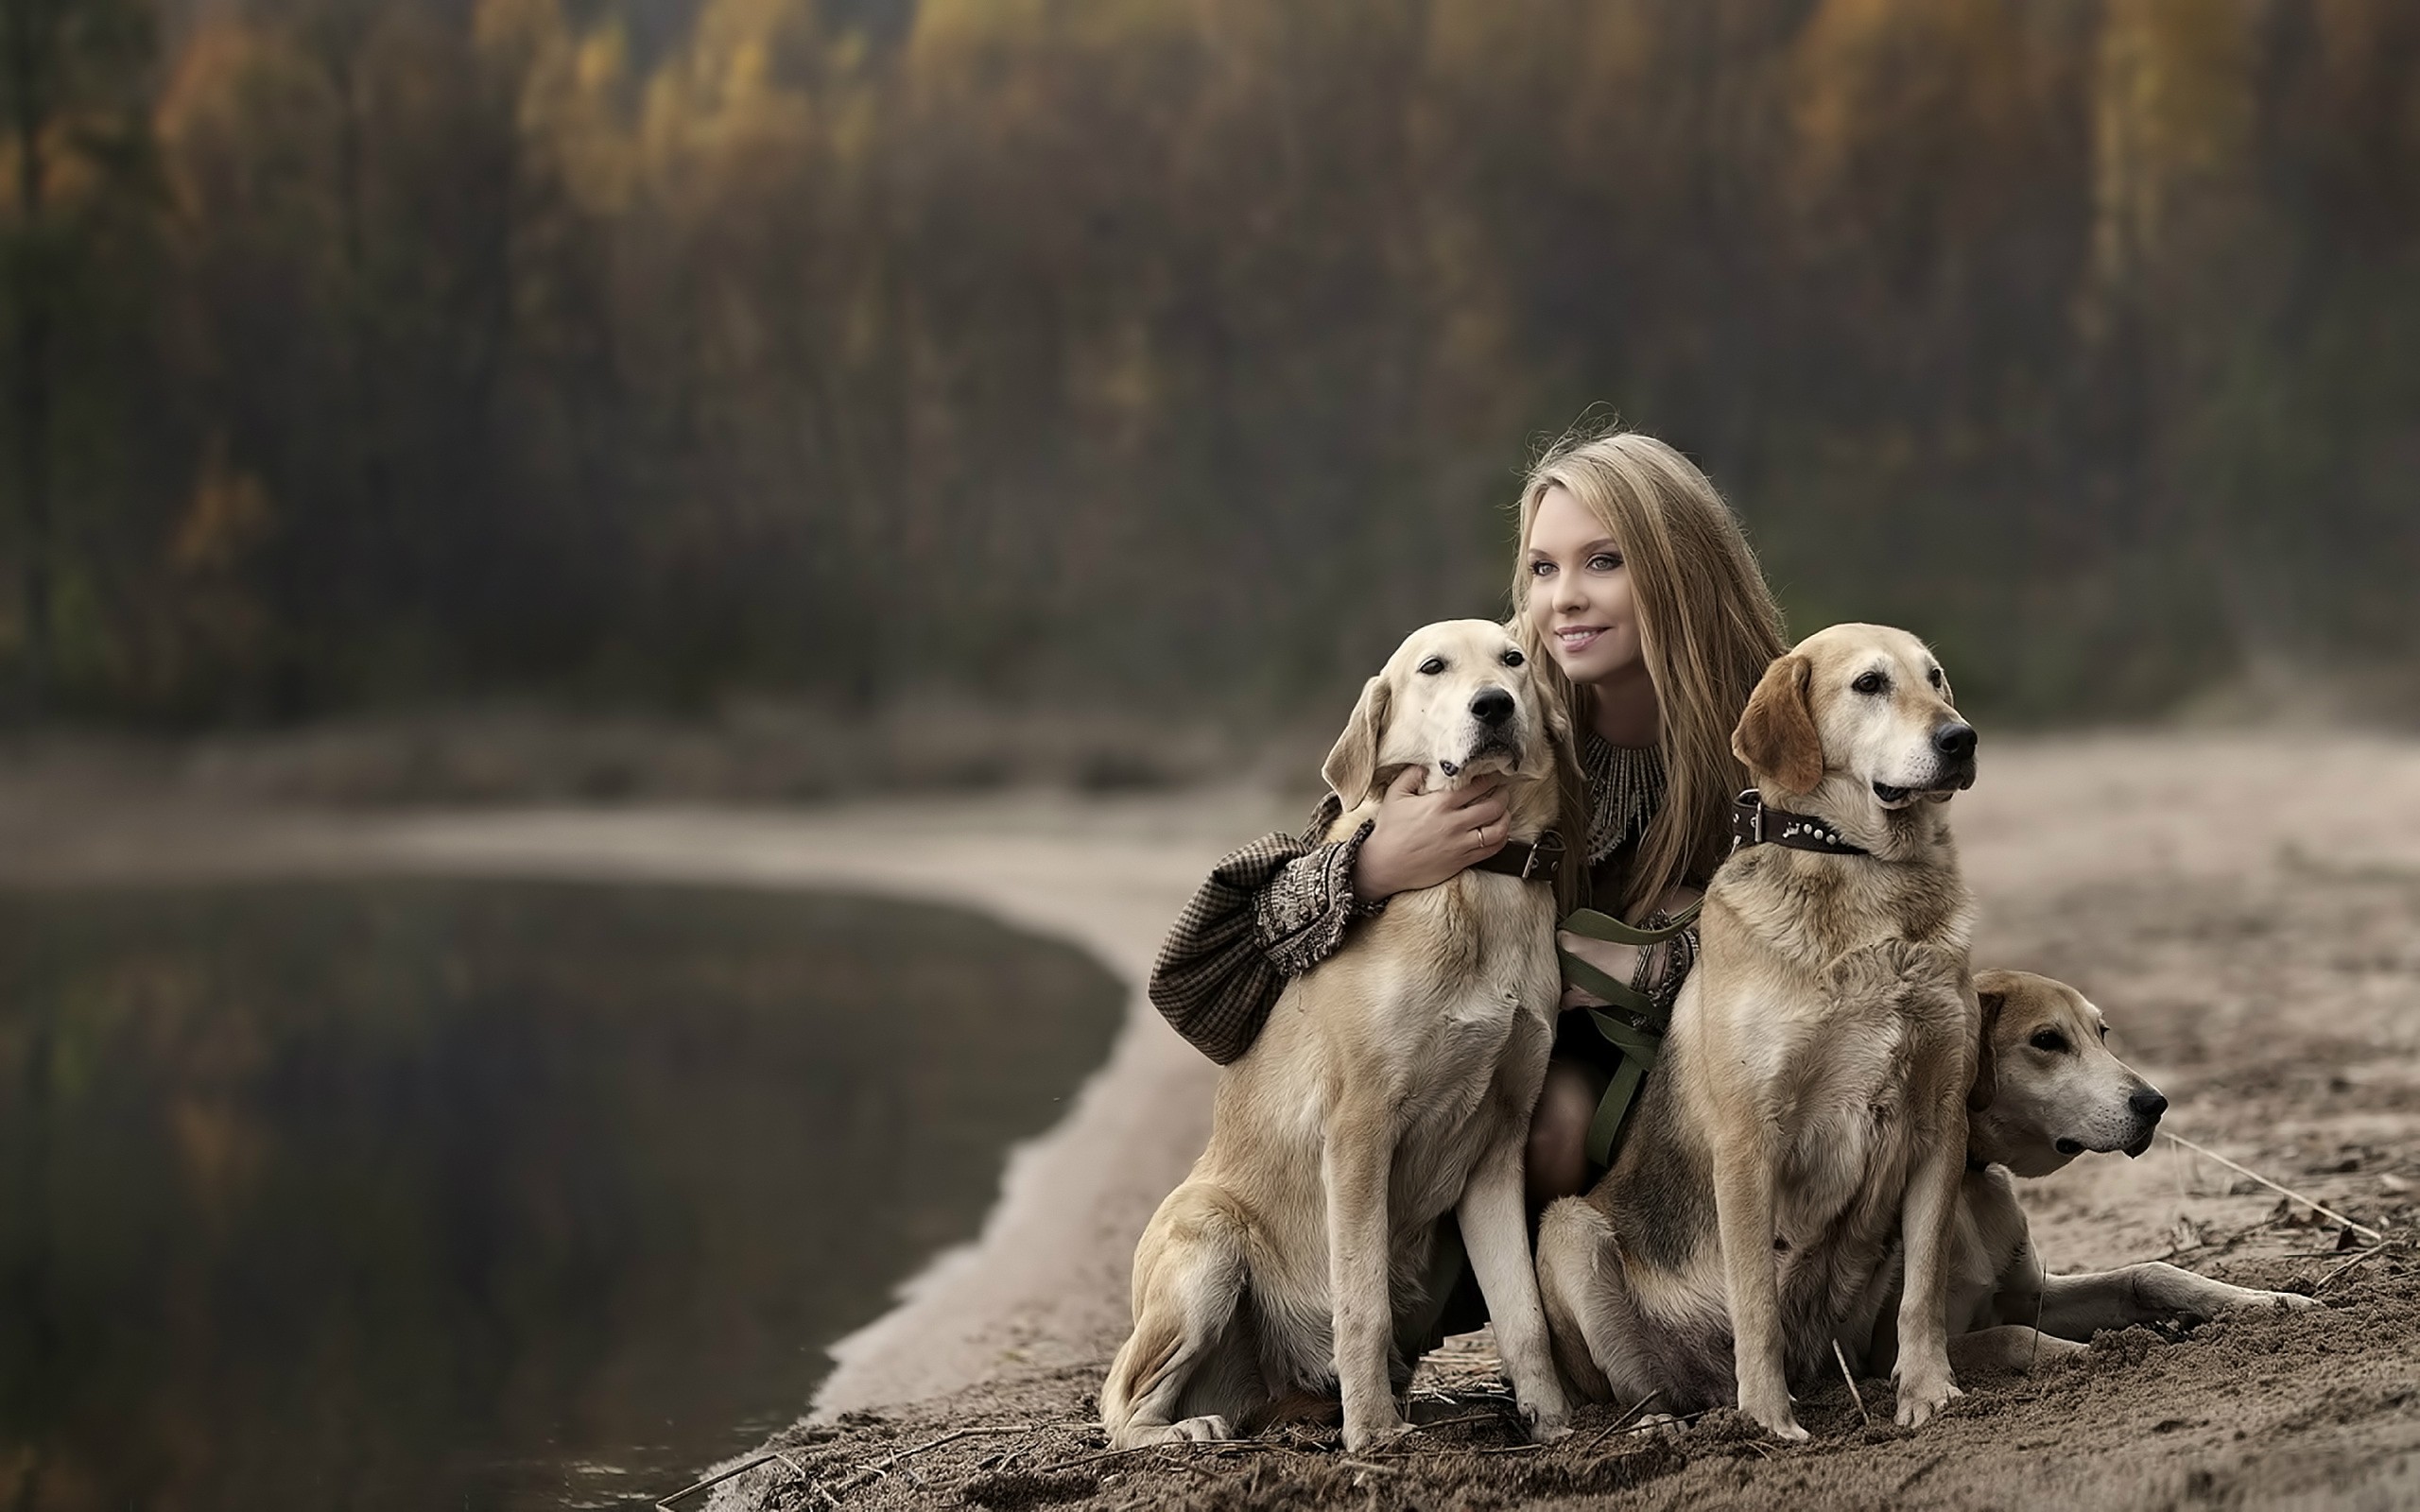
(2091, 0, 2256, 286)
(475, 0, 637, 215)
(172, 440, 274, 577)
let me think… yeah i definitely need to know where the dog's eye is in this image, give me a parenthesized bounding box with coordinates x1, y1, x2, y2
(2097, 1023, 2110, 1040)
(1500, 649, 1524, 667)
(2030, 1028, 2070, 1054)
(1852, 671, 1887, 696)
(1927, 666, 1944, 689)
(1419, 657, 1445, 676)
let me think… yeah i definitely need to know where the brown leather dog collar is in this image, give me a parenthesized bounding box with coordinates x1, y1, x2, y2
(1731, 789, 1867, 856)
(1474, 829, 1564, 883)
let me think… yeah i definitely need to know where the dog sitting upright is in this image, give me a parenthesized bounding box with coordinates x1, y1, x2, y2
(1535, 623, 1980, 1441)
(1102, 620, 1573, 1452)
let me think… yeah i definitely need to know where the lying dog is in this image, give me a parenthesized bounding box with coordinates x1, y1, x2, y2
(1102, 620, 1573, 1451)
(1536, 623, 1980, 1441)
(1863, 968, 2318, 1377)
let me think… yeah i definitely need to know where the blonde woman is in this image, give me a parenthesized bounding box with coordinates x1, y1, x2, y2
(1151, 427, 1788, 1202)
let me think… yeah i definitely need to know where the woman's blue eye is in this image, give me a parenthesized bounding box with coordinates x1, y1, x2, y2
(1589, 554, 1623, 572)
(1528, 560, 1553, 576)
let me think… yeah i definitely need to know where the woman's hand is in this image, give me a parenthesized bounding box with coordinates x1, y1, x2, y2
(1350, 766, 1511, 902)
(1558, 884, 1703, 1011)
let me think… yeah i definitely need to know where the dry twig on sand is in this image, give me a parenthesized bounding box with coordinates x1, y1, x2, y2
(2161, 1131, 2384, 1243)
(1576, 1391, 1666, 1455)
(825, 1421, 1071, 1496)
(1832, 1339, 1870, 1425)
(2315, 1242, 2398, 1296)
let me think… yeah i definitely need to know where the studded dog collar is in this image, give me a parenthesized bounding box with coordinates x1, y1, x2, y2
(1731, 789, 1868, 856)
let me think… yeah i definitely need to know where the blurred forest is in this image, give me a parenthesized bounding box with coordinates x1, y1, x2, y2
(2, 0, 2416, 730)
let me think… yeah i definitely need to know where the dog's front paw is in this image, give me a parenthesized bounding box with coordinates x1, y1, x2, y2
(1893, 1370, 1962, 1428)
(1519, 1399, 1573, 1444)
(1341, 1411, 1414, 1453)
(1737, 1385, 1808, 1443)
(2248, 1289, 2325, 1312)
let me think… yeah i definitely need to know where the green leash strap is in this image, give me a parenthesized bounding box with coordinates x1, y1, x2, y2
(1556, 898, 1703, 1167)
(1560, 898, 1703, 948)
(1581, 1011, 1662, 1167)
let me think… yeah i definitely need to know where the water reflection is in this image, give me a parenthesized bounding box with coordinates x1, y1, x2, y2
(0, 881, 1124, 1510)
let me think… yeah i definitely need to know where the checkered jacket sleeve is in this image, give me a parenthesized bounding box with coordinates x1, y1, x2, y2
(1148, 795, 1379, 1064)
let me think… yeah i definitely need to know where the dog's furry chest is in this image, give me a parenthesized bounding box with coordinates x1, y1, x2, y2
(1715, 847, 1976, 973)
(1767, 999, 1934, 1246)
(1211, 871, 1558, 1233)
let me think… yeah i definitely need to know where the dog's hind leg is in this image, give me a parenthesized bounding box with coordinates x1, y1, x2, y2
(1949, 1325, 2086, 1375)
(1535, 1198, 1616, 1403)
(1101, 1185, 1255, 1448)
(1538, 1196, 1666, 1410)
(2031, 1264, 2321, 1340)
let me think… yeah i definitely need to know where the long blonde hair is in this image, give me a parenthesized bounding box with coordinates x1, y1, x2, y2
(1510, 428, 1789, 916)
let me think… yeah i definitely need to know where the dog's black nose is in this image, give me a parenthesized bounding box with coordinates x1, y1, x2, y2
(2130, 1088, 2169, 1121)
(1472, 688, 1514, 727)
(1932, 722, 1977, 759)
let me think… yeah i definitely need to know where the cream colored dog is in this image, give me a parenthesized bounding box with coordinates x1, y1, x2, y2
(1536, 623, 1980, 1441)
(1102, 620, 1574, 1451)
(1867, 969, 2318, 1375)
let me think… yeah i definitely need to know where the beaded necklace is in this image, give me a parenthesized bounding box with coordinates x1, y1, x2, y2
(1580, 733, 1665, 866)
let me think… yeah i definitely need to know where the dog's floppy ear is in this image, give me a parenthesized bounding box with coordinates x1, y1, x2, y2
(1732, 652, 1823, 794)
(1967, 982, 2007, 1114)
(1322, 673, 1392, 803)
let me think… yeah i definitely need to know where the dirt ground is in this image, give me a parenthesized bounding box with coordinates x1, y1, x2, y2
(5, 731, 2416, 1511)
(683, 733, 2420, 1512)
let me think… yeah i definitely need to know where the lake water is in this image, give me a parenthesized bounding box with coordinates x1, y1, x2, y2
(0, 880, 1125, 1510)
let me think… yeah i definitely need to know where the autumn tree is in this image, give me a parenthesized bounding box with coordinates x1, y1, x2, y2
(0, 0, 155, 713)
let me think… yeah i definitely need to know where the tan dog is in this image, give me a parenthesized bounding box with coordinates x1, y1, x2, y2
(1103, 620, 1574, 1452)
(1535, 623, 1980, 1440)
(1865, 969, 2318, 1375)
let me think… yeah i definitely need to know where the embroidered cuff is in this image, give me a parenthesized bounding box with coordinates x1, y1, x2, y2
(1647, 921, 1699, 1018)
(1253, 817, 1375, 976)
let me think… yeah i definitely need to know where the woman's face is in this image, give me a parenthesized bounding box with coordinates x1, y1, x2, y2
(1524, 483, 1643, 685)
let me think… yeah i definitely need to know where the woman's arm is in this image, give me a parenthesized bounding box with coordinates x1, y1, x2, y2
(1147, 794, 1365, 1064)
(1149, 770, 1514, 1064)
(1556, 884, 1703, 1015)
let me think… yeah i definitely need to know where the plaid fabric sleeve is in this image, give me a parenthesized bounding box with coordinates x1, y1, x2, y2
(1148, 795, 1372, 1064)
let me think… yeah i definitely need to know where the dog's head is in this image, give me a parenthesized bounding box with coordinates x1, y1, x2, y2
(1731, 623, 1976, 824)
(1967, 969, 2169, 1177)
(1322, 619, 1570, 805)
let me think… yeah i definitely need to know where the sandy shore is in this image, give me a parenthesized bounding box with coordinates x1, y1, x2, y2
(8, 731, 2420, 1509)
